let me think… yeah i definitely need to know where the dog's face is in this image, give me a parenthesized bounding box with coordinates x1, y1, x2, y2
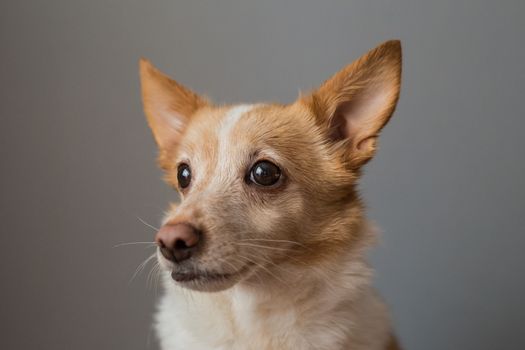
(140, 41, 401, 292)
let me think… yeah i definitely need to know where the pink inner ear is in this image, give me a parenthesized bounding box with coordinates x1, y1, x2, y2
(330, 86, 393, 148)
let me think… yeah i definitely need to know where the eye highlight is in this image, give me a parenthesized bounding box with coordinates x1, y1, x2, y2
(177, 163, 192, 189)
(248, 160, 281, 187)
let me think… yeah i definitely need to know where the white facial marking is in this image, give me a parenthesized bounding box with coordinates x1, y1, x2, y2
(219, 104, 254, 141)
(213, 105, 255, 184)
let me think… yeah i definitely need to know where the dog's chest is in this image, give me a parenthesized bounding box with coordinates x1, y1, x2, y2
(155, 287, 331, 350)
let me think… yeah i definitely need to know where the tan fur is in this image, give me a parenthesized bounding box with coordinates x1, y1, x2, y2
(140, 40, 402, 350)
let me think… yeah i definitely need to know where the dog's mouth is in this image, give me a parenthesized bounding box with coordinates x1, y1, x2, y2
(169, 263, 254, 291)
(171, 270, 235, 283)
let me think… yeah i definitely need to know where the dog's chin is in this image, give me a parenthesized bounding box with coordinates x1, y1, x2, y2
(169, 265, 251, 292)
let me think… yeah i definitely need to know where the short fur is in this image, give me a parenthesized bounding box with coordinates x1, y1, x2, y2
(139, 40, 402, 350)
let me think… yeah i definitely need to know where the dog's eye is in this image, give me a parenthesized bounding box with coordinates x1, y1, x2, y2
(177, 163, 192, 189)
(249, 161, 281, 187)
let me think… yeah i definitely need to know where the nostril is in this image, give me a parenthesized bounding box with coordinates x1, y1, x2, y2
(175, 239, 189, 250)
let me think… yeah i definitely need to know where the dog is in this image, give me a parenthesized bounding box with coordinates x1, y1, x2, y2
(139, 40, 402, 350)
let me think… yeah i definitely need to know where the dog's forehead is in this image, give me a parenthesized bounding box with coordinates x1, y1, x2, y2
(182, 104, 279, 156)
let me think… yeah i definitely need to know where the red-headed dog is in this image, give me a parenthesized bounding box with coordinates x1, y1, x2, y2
(140, 40, 402, 350)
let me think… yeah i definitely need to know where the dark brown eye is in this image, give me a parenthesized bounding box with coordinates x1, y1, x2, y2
(249, 161, 281, 187)
(177, 163, 192, 189)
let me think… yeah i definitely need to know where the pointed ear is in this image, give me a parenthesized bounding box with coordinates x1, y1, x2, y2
(139, 59, 208, 150)
(304, 40, 402, 167)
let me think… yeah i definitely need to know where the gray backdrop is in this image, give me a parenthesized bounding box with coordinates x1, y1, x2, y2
(1, 1, 524, 349)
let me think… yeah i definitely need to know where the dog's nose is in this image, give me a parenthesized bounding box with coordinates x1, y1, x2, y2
(155, 223, 201, 263)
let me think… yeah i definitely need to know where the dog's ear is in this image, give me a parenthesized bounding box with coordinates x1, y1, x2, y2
(139, 59, 208, 150)
(303, 40, 402, 167)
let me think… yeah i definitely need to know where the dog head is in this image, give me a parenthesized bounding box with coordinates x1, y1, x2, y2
(140, 40, 401, 292)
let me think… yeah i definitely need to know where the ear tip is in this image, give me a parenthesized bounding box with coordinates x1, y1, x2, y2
(139, 57, 149, 66)
(373, 40, 402, 78)
(380, 40, 402, 60)
(385, 39, 401, 48)
(139, 58, 156, 77)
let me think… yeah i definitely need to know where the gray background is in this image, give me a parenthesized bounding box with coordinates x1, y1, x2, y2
(1, 1, 524, 349)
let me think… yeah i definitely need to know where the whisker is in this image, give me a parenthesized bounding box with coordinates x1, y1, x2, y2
(154, 263, 164, 296)
(238, 238, 308, 248)
(233, 242, 291, 252)
(236, 254, 287, 285)
(129, 253, 157, 284)
(213, 256, 241, 275)
(236, 250, 341, 292)
(229, 256, 265, 286)
(146, 262, 157, 289)
(113, 241, 157, 248)
(147, 263, 161, 291)
(137, 216, 160, 232)
(238, 250, 299, 280)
